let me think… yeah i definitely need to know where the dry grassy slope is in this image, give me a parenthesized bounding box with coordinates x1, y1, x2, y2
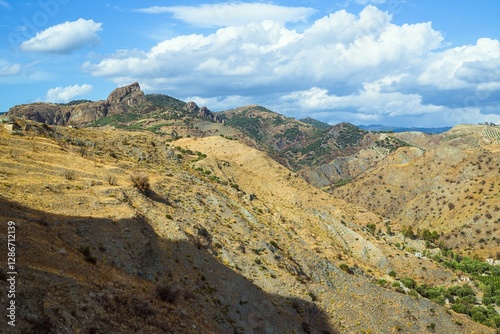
(1, 123, 338, 333)
(0, 121, 493, 333)
(175, 136, 492, 333)
(332, 125, 500, 259)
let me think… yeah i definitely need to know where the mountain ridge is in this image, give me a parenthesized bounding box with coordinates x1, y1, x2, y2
(2, 83, 500, 331)
(0, 118, 494, 333)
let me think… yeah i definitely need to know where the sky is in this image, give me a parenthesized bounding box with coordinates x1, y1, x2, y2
(1, 1, 500, 127)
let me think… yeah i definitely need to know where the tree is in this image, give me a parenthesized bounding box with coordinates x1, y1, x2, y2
(402, 226, 416, 239)
(401, 277, 416, 289)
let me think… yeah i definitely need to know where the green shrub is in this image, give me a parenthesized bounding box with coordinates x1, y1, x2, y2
(339, 263, 350, 273)
(401, 277, 416, 289)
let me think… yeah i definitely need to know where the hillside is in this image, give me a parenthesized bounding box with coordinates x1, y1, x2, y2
(4, 83, 500, 332)
(0, 118, 494, 333)
(331, 125, 500, 261)
(219, 105, 412, 186)
(6, 83, 415, 189)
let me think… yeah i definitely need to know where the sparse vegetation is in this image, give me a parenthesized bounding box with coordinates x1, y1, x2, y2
(107, 174, 117, 185)
(130, 172, 150, 193)
(64, 170, 76, 180)
(78, 245, 96, 264)
(4, 88, 499, 333)
(156, 282, 181, 303)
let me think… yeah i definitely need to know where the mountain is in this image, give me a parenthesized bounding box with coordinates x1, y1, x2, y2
(7, 85, 413, 188)
(300, 117, 332, 129)
(331, 124, 500, 260)
(359, 124, 452, 134)
(7, 82, 146, 126)
(3, 121, 497, 332)
(219, 105, 413, 186)
(4, 84, 500, 332)
(6, 82, 221, 128)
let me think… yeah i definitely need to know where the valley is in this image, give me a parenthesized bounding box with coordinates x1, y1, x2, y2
(1, 83, 499, 333)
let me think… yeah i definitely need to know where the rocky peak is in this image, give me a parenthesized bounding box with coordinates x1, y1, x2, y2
(106, 82, 142, 104)
(106, 82, 148, 115)
(184, 101, 221, 123)
(184, 101, 200, 113)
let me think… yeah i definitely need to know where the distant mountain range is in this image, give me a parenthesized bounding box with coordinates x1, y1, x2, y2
(358, 124, 452, 134)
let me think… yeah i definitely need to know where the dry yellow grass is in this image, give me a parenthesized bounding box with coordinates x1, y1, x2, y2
(0, 122, 494, 334)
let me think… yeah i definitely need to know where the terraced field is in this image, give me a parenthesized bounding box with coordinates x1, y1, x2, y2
(484, 127, 500, 143)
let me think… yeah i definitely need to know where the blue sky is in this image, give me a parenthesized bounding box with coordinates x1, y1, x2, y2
(1, 0, 500, 127)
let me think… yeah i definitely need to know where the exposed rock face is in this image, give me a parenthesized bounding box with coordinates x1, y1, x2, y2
(68, 101, 108, 125)
(7, 82, 149, 126)
(106, 82, 147, 115)
(8, 83, 224, 127)
(184, 101, 199, 114)
(7, 103, 71, 126)
(184, 101, 221, 123)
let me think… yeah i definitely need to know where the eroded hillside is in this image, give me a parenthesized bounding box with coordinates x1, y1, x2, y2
(331, 125, 500, 260)
(220, 105, 412, 187)
(0, 119, 493, 333)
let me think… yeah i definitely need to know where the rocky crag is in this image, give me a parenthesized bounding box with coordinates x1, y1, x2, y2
(7, 82, 220, 127)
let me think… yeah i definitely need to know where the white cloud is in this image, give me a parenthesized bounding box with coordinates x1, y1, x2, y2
(136, 3, 316, 27)
(419, 38, 500, 90)
(0, 1, 9, 8)
(183, 95, 254, 111)
(0, 63, 21, 76)
(282, 85, 444, 117)
(86, 6, 441, 89)
(20, 18, 102, 54)
(85, 5, 500, 126)
(45, 84, 93, 103)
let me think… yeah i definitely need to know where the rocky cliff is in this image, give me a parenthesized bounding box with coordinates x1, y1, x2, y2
(7, 82, 148, 126)
(8, 83, 222, 127)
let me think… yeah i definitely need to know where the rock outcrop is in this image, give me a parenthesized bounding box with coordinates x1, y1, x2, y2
(184, 101, 221, 123)
(106, 82, 148, 115)
(7, 82, 149, 126)
(7, 102, 71, 126)
(8, 83, 224, 127)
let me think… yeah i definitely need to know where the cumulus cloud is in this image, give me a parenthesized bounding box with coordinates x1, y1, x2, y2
(85, 5, 500, 126)
(20, 19, 102, 53)
(136, 3, 316, 27)
(183, 95, 255, 111)
(45, 84, 93, 103)
(419, 38, 500, 90)
(282, 83, 444, 117)
(86, 6, 441, 89)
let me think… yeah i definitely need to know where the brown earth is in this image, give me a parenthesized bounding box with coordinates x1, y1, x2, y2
(0, 119, 493, 333)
